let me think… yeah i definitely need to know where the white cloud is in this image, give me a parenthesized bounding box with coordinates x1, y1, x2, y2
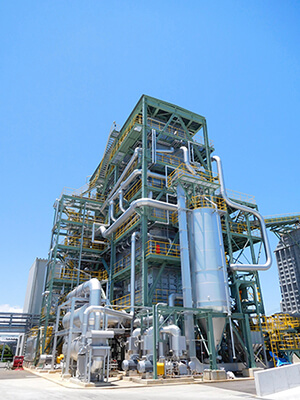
(0, 304, 23, 313)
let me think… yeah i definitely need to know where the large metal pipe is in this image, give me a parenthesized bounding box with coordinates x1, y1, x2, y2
(130, 232, 139, 314)
(119, 189, 126, 213)
(212, 155, 272, 271)
(180, 146, 195, 175)
(62, 306, 122, 329)
(109, 200, 116, 222)
(81, 305, 132, 340)
(168, 293, 183, 307)
(133, 314, 164, 327)
(66, 278, 102, 306)
(157, 147, 174, 153)
(112, 169, 165, 214)
(160, 325, 181, 357)
(100, 147, 141, 213)
(99, 198, 178, 238)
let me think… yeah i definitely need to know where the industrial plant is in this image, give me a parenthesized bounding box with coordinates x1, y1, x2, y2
(4, 95, 300, 386)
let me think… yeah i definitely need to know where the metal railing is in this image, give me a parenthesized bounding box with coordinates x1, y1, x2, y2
(115, 213, 140, 240)
(167, 163, 217, 186)
(109, 115, 143, 163)
(65, 209, 104, 225)
(111, 288, 180, 309)
(221, 220, 261, 237)
(149, 207, 178, 225)
(264, 213, 300, 224)
(60, 186, 105, 202)
(113, 246, 141, 275)
(189, 195, 227, 211)
(62, 236, 107, 251)
(226, 189, 256, 205)
(0, 313, 40, 333)
(146, 240, 180, 258)
(48, 265, 108, 282)
(125, 180, 142, 201)
(147, 117, 214, 147)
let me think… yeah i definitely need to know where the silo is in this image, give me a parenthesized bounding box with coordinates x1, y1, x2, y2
(188, 207, 229, 348)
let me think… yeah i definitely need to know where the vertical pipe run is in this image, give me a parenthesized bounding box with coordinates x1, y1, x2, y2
(130, 232, 139, 315)
(176, 183, 196, 359)
(77, 202, 87, 285)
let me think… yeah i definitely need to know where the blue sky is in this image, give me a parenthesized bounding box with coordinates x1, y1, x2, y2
(0, 1, 299, 314)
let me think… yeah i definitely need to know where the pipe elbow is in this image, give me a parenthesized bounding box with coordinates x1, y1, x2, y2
(99, 225, 107, 238)
(212, 155, 272, 272)
(160, 324, 181, 337)
(180, 146, 195, 175)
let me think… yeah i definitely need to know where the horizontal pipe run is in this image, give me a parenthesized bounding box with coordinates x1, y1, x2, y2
(212, 155, 272, 271)
(81, 305, 133, 340)
(156, 147, 174, 153)
(66, 278, 102, 305)
(99, 198, 178, 238)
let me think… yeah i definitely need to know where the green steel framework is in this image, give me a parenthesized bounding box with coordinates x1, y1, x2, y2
(38, 95, 268, 370)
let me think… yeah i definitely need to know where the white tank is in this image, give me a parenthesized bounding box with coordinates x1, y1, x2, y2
(188, 207, 229, 312)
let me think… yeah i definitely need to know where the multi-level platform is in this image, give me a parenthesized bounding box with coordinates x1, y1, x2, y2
(30, 96, 278, 381)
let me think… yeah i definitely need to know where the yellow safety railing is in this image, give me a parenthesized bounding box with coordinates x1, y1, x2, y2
(148, 176, 165, 190)
(65, 209, 105, 225)
(147, 117, 187, 139)
(89, 115, 142, 189)
(171, 211, 178, 225)
(226, 189, 256, 205)
(112, 288, 181, 309)
(115, 213, 140, 240)
(146, 240, 180, 258)
(124, 176, 165, 203)
(63, 236, 108, 251)
(189, 195, 227, 211)
(278, 333, 300, 350)
(264, 213, 300, 224)
(125, 180, 142, 201)
(221, 220, 261, 237)
(113, 246, 141, 275)
(149, 208, 178, 225)
(108, 115, 143, 163)
(251, 314, 300, 365)
(168, 163, 217, 186)
(53, 266, 108, 282)
(261, 314, 300, 331)
(157, 153, 182, 168)
(39, 326, 53, 354)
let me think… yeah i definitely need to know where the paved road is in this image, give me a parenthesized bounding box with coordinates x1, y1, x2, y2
(0, 369, 260, 400)
(1, 369, 300, 400)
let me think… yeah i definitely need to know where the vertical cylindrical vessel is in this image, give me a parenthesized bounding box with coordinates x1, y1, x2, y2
(188, 207, 228, 312)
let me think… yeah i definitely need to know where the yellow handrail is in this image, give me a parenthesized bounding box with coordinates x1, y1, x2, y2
(189, 195, 227, 211)
(168, 163, 218, 186)
(115, 213, 140, 240)
(146, 240, 180, 258)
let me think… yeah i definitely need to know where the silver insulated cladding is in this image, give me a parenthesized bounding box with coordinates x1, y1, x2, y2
(188, 207, 229, 312)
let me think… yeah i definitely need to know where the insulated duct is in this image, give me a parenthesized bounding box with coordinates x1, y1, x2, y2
(180, 146, 195, 175)
(66, 278, 102, 306)
(130, 232, 139, 314)
(212, 155, 272, 271)
(99, 198, 178, 238)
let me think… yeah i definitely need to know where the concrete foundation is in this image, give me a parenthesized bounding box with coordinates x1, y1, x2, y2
(203, 369, 227, 381)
